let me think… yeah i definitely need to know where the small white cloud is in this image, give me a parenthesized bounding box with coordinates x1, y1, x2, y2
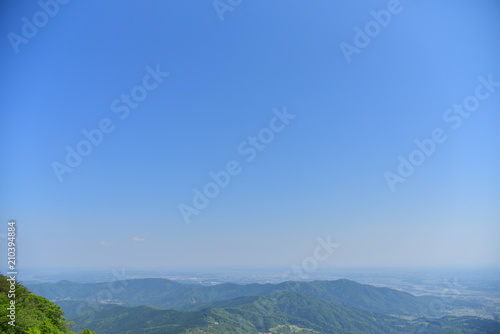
(100, 241, 112, 246)
(133, 237, 145, 242)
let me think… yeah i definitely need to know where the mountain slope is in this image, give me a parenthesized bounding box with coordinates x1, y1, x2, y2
(70, 304, 258, 334)
(278, 279, 424, 315)
(208, 291, 407, 333)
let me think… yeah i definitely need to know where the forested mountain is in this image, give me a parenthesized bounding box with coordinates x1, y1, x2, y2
(27, 278, 466, 316)
(26, 277, 500, 333)
(68, 291, 500, 334)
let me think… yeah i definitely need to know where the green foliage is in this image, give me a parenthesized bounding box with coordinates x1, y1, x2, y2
(0, 273, 73, 333)
(79, 329, 96, 334)
(0, 273, 95, 334)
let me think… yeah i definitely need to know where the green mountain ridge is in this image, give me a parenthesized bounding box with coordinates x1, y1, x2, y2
(27, 278, 472, 317)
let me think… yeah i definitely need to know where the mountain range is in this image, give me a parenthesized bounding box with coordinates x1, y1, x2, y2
(27, 278, 500, 333)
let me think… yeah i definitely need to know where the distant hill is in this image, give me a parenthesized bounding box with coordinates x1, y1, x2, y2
(27, 277, 457, 316)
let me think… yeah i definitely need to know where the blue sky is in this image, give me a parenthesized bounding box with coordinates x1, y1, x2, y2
(1, 0, 499, 271)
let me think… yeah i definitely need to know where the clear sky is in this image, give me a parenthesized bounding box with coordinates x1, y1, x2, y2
(1, 0, 499, 271)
